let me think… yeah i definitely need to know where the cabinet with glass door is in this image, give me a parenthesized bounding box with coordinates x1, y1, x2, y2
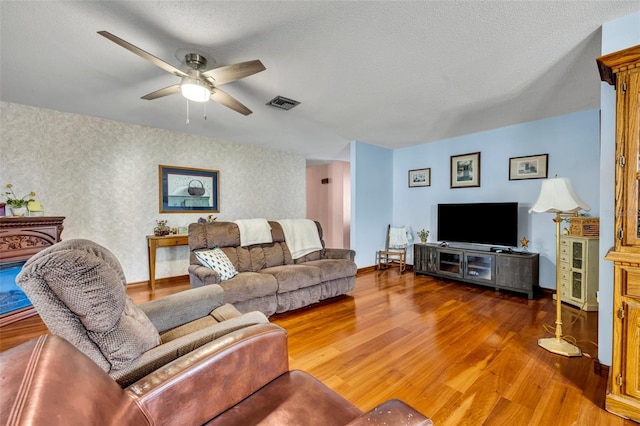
(436, 249, 463, 279)
(559, 235, 599, 311)
(598, 44, 640, 422)
(463, 252, 495, 284)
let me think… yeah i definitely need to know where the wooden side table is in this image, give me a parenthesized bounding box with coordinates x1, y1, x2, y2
(146, 234, 189, 291)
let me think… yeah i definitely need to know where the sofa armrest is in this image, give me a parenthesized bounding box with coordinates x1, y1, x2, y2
(113, 311, 269, 387)
(125, 322, 288, 426)
(139, 284, 225, 333)
(347, 399, 433, 425)
(188, 264, 222, 287)
(324, 248, 356, 261)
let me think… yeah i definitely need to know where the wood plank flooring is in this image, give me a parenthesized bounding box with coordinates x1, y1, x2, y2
(0, 270, 636, 425)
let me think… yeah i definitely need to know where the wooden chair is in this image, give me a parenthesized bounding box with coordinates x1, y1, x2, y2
(376, 225, 409, 273)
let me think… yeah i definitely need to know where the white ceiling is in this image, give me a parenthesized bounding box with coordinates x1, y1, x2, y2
(1, 1, 639, 164)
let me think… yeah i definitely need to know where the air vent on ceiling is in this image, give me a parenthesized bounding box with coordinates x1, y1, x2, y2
(266, 96, 300, 110)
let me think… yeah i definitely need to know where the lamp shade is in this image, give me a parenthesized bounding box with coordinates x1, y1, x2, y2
(529, 177, 591, 214)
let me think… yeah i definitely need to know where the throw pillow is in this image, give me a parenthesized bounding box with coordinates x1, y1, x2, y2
(195, 248, 239, 280)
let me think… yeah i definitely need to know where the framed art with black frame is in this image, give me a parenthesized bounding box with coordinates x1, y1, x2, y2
(509, 154, 548, 180)
(159, 165, 219, 213)
(408, 168, 431, 187)
(450, 152, 480, 188)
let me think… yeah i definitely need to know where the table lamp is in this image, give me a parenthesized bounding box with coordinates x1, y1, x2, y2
(529, 177, 590, 357)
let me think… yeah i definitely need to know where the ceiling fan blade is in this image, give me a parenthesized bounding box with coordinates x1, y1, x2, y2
(98, 31, 188, 78)
(141, 84, 181, 100)
(202, 60, 266, 85)
(210, 87, 252, 115)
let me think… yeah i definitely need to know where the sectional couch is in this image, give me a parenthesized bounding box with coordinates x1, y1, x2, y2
(188, 220, 357, 316)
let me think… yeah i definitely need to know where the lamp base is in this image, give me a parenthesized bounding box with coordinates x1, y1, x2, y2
(538, 337, 582, 357)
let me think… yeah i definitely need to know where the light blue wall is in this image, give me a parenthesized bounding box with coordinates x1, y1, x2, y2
(350, 141, 393, 267)
(348, 10, 639, 369)
(392, 109, 600, 288)
(598, 10, 640, 367)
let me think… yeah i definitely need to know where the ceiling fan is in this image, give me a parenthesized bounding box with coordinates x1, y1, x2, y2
(98, 31, 265, 115)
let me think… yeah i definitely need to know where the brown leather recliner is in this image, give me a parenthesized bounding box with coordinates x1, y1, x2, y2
(1, 323, 433, 425)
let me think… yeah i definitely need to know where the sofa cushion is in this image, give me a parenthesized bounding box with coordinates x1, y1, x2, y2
(302, 259, 358, 282)
(277, 286, 322, 313)
(217, 272, 279, 304)
(222, 246, 251, 273)
(261, 264, 322, 293)
(195, 248, 239, 280)
(294, 250, 323, 263)
(263, 242, 290, 268)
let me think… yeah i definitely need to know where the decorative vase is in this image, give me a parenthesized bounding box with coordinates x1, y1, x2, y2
(154, 226, 170, 236)
(420, 237, 427, 244)
(10, 206, 27, 217)
(154, 220, 170, 236)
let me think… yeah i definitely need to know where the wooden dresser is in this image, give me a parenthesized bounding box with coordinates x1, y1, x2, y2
(597, 44, 640, 422)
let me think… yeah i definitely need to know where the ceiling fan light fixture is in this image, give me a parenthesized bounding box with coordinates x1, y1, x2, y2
(180, 77, 211, 102)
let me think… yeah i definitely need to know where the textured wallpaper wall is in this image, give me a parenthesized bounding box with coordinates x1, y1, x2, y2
(0, 102, 306, 283)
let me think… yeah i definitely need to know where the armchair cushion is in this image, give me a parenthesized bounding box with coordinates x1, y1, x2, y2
(195, 248, 239, 280)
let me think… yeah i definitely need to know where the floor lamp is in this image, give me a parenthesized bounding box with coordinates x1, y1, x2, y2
(529, 177, 590, 357)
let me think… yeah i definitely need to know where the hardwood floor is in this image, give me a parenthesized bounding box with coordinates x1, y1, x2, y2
(0, 270, 636, 425)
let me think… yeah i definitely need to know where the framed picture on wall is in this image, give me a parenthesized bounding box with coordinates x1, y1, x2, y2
(408, 168, 431, 187)
(509, 154, 548, 180)
(159, 165, 219, 213)
(450, 152, 480, 188)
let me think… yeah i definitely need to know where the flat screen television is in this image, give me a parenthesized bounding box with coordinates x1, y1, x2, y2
(437, 202, 518, 247)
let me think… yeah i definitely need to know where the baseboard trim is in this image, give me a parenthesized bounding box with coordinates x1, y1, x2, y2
(127, 274, 190, 289)
(594, 358, 610, 378)
(357, 266, 377, 275)
(357, 264, 414, 275)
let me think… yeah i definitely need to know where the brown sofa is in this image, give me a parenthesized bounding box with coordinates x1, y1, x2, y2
(1, 324, 433, 425)
(188, 220, 357, 316)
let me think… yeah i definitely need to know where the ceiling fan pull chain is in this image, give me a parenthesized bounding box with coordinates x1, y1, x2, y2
(204, 102, 207, 121)
(186, 100, 190, 125)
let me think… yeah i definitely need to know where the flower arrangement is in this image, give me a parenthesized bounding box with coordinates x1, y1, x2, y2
(197, 215, 218, 223)
(154, 219, 170, 236)
(2, 183, 36, 208)
(417, 229, 429, 242)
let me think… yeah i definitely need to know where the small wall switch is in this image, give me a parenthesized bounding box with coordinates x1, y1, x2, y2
(596, 291, 599, 303)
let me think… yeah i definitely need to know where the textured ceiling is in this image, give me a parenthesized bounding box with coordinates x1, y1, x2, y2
(1, 1, 639, 164)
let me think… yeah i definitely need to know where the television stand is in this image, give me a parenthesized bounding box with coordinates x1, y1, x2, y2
(413, 243, 539, 299)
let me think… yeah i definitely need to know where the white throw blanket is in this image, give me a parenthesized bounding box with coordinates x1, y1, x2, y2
(277, 219, 323, 259)
(234, 218, 273, 246)
(389, 227, 409, 248)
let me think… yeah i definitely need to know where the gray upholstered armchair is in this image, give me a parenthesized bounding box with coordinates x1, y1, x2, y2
(16, 239, 268, 387)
